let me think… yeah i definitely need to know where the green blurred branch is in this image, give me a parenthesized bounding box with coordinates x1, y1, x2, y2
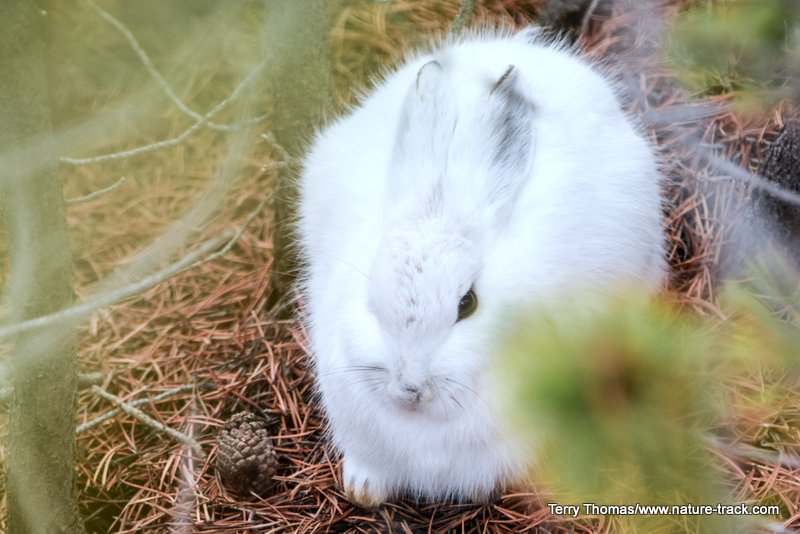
(0, 1, 81, 531)
(264, 0, 334, 314)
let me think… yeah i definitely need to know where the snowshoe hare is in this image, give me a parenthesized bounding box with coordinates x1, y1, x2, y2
(296, 28, 665, 506)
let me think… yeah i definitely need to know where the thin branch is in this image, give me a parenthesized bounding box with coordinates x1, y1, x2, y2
(60, 59, 266, 165)
(84, 0, 266, 133)
(90, 385, 204, 457)
(260, 160, 294, 175)
(448, 0, 477, 37)
(708, 151, 800, 207)
(634, 85, 800, 208)
(0, 232, 231, 342)
(76, 383, 197, 434)
(60, 119, 207, 165)
(0, 194, 266, 342)
(65, 176, 126, 205)
(188, 197, 268, 270)
(259, 133, 298, 176)
(260, 132, 292, 163)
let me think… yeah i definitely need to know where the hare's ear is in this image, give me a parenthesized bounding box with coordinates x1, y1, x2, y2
(391, 60, 456, 199)
(483, 65, 535, 219)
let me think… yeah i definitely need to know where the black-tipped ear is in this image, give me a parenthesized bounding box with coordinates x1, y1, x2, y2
(490, 64, 519, 95)
(489, 66, 534, 174)
(484, 65, 535, 204)
(391, 60, 456, 201)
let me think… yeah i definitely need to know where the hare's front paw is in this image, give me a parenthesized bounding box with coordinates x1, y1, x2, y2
(342, 456, 390, 508)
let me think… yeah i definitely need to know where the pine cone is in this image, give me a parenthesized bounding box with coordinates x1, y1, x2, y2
(216, 411, 277, 495)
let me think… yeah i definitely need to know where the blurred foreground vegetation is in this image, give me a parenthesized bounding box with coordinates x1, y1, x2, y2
(667, 0, 800, 108)
(500, 279, 799, 532)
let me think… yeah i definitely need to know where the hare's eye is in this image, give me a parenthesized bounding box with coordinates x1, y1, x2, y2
(456, 287, 478, 322)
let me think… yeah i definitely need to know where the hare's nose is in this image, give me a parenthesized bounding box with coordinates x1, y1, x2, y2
(387, 378, 433, 410)
(402, 384, 421, 395)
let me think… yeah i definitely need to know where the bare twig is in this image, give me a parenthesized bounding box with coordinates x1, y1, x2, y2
(83, 0, 267, 133)
(65, 176, 126, 205)
(259, 133, 298, 175)
(90, 385, 205, 457)
(0, 193, 267, 343)
(60, 121, 206, 164)
(709, 151, 800, 207)
(448, 0, 476, 37)
(0, 233, 232, 342)
(187, 198, 268, 270)
(260, 160, 294, 174)
(260, 132, 292, 163)
(59, 59, 266, 165)
(629, 72, 800, 208)
(76, 383, 197, 434)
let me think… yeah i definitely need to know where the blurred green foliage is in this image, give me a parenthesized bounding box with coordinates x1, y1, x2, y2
(500, 296, 729, 532)
(499, 283, 798, 532)
(666, 0, 800, 107)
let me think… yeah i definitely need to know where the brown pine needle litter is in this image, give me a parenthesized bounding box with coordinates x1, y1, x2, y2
(0, 0, 799, 533)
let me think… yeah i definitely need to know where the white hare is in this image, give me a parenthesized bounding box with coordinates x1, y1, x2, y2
(296, 28, 665, 506)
